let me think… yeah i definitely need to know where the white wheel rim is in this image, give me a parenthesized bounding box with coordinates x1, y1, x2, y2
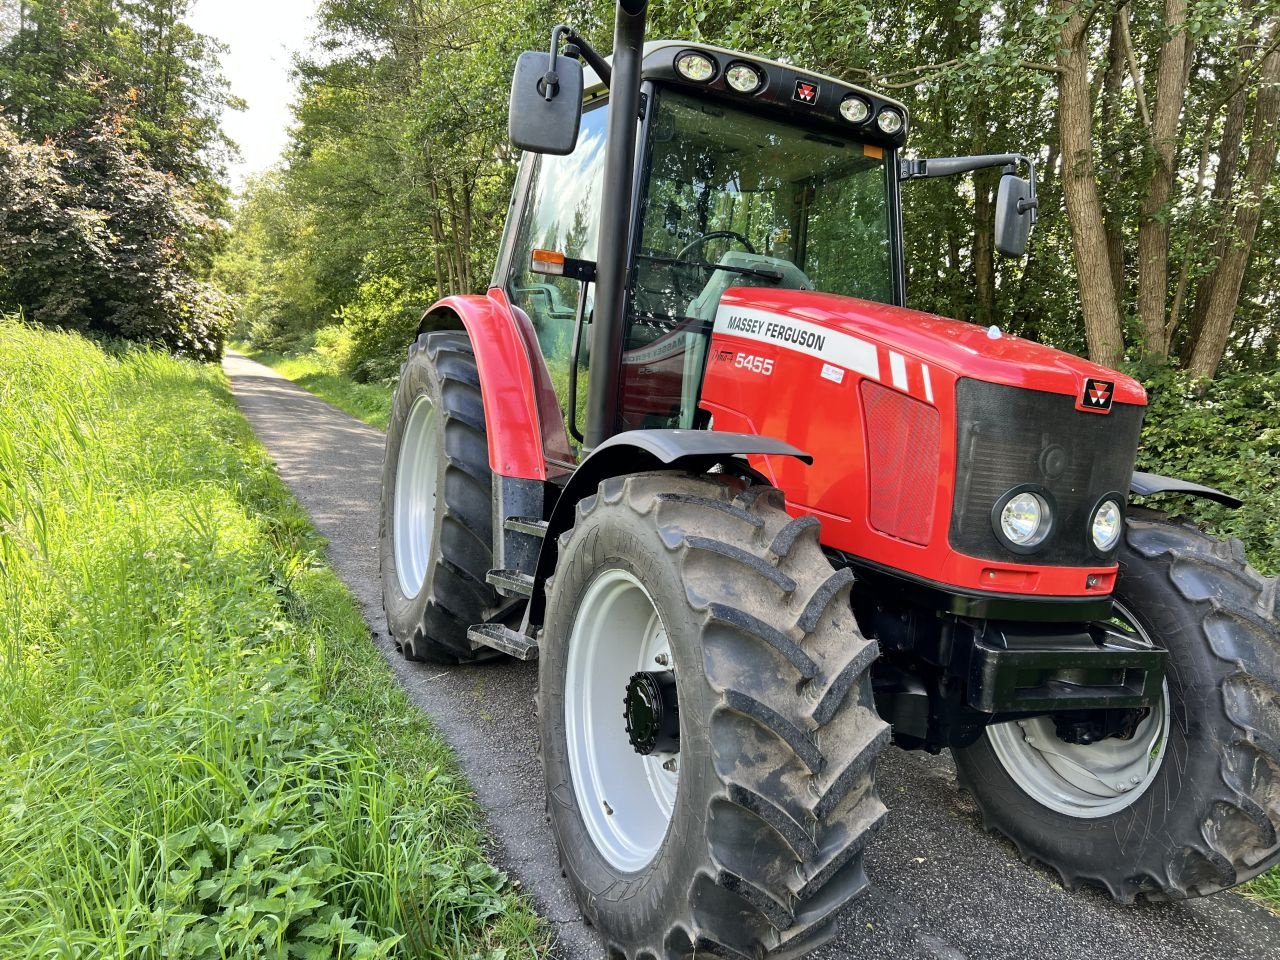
(392, 394, 440, 598)
(986, 601, 1170, 819)
(565, 568, 679, 872)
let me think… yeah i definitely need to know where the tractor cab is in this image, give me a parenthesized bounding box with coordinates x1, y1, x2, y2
(504, 42, 906, 438)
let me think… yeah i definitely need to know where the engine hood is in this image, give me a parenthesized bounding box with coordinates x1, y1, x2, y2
(718, 288, 1147, 406)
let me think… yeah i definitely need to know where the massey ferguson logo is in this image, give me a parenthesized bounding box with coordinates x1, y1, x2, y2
(793, 79, 819, 104)
(1081, 377, 1115, 412)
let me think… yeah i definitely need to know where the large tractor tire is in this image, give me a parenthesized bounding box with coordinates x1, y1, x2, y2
(954, 509, 1280, 901)
(538, 472, 889, 959)
(380, 330, 499, 663)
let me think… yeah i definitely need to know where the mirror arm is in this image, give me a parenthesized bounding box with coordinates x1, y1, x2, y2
(900, 153, 1033, 182)
(542, 24, 570, 100)
(544, 23, 612, 94)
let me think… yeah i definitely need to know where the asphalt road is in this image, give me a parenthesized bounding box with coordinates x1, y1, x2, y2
(224, 351, 1280, 960)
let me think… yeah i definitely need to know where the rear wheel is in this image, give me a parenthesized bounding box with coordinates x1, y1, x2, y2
(380, 330, 498, 663)
(955, 510, 1280, 901)
(539, 473, 889, 959)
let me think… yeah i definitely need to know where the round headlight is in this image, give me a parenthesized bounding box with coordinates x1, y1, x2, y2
(840, 95, 871, 124)
(996, 490, 1052, 549)
(725, 63, 761, 93)
(1091, 498, 1123, 552)
(675, 51, 716, 83)
(876, 108, 904, 135)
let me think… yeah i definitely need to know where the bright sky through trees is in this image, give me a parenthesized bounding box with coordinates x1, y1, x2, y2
(187, 0, 318, 187)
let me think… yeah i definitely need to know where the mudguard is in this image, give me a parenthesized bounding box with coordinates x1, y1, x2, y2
(525, 430, 811, 625)
(1130, 471, 1242, 509)
(419, 290, 566, 480)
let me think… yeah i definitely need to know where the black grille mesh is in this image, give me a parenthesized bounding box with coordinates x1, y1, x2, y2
(950, 379, 1144, 566)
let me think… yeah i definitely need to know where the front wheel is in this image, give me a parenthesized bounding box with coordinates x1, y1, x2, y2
(954, 510, 1280, 901)
(539, 473, 889, 959)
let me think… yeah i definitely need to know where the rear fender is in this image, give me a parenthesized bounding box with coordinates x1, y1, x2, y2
(525, 430, 811, 625)
(418, 289, 570, 480)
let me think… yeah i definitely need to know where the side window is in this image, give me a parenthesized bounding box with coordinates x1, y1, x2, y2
(507, 103, 609, 427)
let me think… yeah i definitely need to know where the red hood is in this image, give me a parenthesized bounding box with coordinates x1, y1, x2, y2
(721, 288, 1147, 406)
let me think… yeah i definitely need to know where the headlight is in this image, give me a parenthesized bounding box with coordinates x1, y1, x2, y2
(840, 95, 871, 123)
(675, 51, 716, 83)
(725, 63, 761, 93)
(993, 488, 1052, 550)
(876, 108, 904, 135)
(1090, 498, 1123, 552)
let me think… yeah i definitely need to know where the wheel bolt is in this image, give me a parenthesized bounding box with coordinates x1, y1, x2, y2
(662, 758, 677, 772)
(654, 653, 670, 666)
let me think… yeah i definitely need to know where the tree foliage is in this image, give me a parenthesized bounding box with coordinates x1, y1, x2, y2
(0, 112, 233, 360)
(0, 0, 237, 358)
(226, 0, 1280, 384)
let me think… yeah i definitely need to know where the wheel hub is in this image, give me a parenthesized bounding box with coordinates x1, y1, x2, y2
(624, 671, 680, 755)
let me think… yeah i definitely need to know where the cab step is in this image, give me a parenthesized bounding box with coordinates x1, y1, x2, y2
(467, 623, 538, 661)
(486, 568, 535, 597)
(503, 516, 549, 538)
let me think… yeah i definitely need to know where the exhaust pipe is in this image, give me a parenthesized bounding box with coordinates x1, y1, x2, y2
(584, 0, 648, 449)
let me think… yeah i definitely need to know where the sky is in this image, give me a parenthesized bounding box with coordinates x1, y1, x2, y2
(186, 0, 320, 189)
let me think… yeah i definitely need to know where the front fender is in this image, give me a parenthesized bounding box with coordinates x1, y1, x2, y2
(525, 430, 811, 625)
(1130, 471, 1242, 509)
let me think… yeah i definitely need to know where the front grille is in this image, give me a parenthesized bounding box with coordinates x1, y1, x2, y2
(950, 379, 1144, 566)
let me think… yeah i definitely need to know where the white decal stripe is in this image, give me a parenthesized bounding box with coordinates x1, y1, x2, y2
(889, 351, 908, 391)
(713, 305, 880, 381)
(921, 364, 934, 403)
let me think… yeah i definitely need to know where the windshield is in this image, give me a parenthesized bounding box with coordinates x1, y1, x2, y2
(629, 89, 893, 328)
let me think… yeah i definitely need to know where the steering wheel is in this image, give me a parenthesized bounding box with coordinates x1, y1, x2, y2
(675, 230, 756, 261)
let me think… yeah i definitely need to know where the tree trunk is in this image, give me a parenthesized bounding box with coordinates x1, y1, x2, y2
(1100, 11, 1128, 314)
(1055, 0, 1125, 367)
(1136, 0, 1193, 358)
(1188, 33, 1280, 378)
(1181, 5, 1257, 363)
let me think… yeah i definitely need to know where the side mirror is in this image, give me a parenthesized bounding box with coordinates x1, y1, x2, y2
(509, 51, 583, 155)
(995, 173, 1037, 257)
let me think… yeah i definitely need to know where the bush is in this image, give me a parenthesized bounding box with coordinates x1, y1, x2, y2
(336, 275, 425, 383)
(0, 114, 232, 361)
(1134, 364, 1280, 574)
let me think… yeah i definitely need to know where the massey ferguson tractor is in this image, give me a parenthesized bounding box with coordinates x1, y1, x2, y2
(379, 3, 1280, 956)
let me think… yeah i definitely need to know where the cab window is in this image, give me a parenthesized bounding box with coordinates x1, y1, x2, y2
(507, 103, 609, 432)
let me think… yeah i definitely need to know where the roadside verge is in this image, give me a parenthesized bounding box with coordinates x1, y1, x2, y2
(0, 320, 545, 958)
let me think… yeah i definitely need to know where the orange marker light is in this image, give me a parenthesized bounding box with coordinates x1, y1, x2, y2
(530, 248, 566, 276)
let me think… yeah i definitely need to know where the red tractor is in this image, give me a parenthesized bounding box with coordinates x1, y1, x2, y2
(380, 4, 1280, 957)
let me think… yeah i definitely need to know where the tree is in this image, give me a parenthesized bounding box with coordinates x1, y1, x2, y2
(0, 110, 233, 359)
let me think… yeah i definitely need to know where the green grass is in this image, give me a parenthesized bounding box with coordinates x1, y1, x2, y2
(1246, 868, 1280, 913)
(0, 318, 545, 958)
(232, 341, 393, 430)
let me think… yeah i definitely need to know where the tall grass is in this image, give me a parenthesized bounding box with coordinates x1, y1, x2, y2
(0, 318, 544, 958)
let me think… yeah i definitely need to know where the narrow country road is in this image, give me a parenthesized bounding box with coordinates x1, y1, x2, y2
(225, 351, 1280, 960)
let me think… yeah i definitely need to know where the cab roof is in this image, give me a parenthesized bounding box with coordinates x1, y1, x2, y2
(582, 40, 910, 147)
